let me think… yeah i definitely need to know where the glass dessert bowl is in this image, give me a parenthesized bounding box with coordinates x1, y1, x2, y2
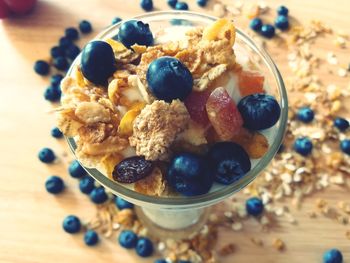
(60, 11, 288, 235)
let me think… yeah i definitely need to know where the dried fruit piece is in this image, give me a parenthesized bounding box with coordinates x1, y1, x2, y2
(202, 18, 236, 46)
(206, 87, 243, 140)
(112, 156, 154, 183)
(134, 167, 165, 196)
(238, 70, 265, 96)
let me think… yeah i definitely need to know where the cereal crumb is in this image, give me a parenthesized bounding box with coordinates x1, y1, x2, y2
(218, 243, 235, 256)
(273, 238, 285, 251)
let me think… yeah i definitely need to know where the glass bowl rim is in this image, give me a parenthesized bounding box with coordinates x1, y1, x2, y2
(65, 10, 288, 209)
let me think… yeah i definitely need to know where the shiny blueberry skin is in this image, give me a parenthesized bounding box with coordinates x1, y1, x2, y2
(323, 249, 343, 263)
(167, 0, 177, 8)
(44, 86, 61, 102)
(84, 230, 99, 246)
(68, 160, 86, 178)
(167, 153, 214, 196)
(260, 24, 275, 38)
(275, 15, 289, 31)
(79, 176, 95, 194)
(50, 74, 64, 87)
(175, 2, 189, 10)
(197, 0, 207, 7)
(293, 137, 313, 156)
(65, 27, 79, 40)
(90, 187, 108, 204)
(147, 56, 193, 102)
(45, 176, 64, 194)
(59, 36, 72, 49)
(246, 197, 264, 216)
(238, 93, 281, 130)
(79, 20, 92, 34)
(334, 117, 349, 131)
(112, 17, 122, 25)
(65, 44, 81, 60)
(38, 148, 55, 163)
(51, 127, 63, 138)
(340, 139, 350, 155)
(297, 107, 314, 123)
(34, 60, 50, 76)
(207, 142, 251, 185)
(117, 20, 154, 48)
(81, 41, 116, 85)
(53, 56, 69, 71)
(50, 46, 65, 58)
(140, 0, 153, 11)
(277, 5, 289, 16)
(118, 230, 138, 249)
(136, 237, 153, 257)
(63, 215, 81, 234)
(115, 196, 134, 210)
(250, 18, 263, 32)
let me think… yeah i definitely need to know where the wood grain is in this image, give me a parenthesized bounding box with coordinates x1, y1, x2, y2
(0, 0, 349, 262)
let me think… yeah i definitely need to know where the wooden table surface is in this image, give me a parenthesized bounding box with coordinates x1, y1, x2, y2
(0, 0, 349, 262)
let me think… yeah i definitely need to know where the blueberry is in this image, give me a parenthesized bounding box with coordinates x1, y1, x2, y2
(147, 56, 193, 102)
(44, 86, 61, 102)
(90, 187, 108, 204)
(117, 20, 154, 48)
(167, 153, 214, 196)
(62, 215, 81, 234)
(50, 46, 65, 58)
(65, 44, 81, 60)
(34, 60, 50, 76)
(154, 260, 167, 263)
(65, 27, 79, 41)
(59, 36, 72, 49)
(246, 197, 264, 216)
(260, 24, 275, 38)
(277, 5, 289, 16)
(167, 0, 177, 8)
(238, 94, 281, 130)
(38, 148, 55, 163)
(79, 20, 92, 34)
(115, 196, 134, 210)
(50, 74, 64, 87)
(112, 17, 122, 25)
(197, 0, 207, 7)
(250, 18, 263, 32)
(68, 160, 86, 178)
(51, 127, 63, 138)
(136, 237, 153, 257)
(53, 56, 69, 71)
(334, 117, 349, 131)
(323, 249, 343, 263)
(79, 176, 95, 194)
(118, 230, 138, 249)
(140, 0, 153, 11)
(277, 143, 284, 154)
(84, 230, 99, 246)
(296, 107, 314, 123)
(340, 139, 350, 155)
(275, 15, 289, 31)
(45, 176, 64, 194)
(175, 2, 189, 10)
(293, 137, 313, 156)
(207, 142, 251, 185)
(81, 41, 116, 85)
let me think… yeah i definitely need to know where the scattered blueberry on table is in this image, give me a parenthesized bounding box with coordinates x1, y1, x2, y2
(115, 196, 134, 210)
(65, 27, 79, 41)
(51, 127, 63, 138)
(84, 230, 99, 246)
(296, 107, 314, 123)
(90, 187, 108, 204)
(277, 5, 289, 16)
(250, 18, 263, 32)
(154, 259, 167, 263)
(79, 176, 95, 194)
(136, 237, 153, 257)
(117, 20, 154, 48)
(118, 230, 138, 249)
(34, 60, 50, 76)
(38, 147, 55, 163)
(68, 160, 87, 178)
(53, 56, 69, 71)
(140, 0, 153, 11)
(197, 0, 207, 7)
(50, 74, 64, 87)
(45, 175, 64, 194)
(246, 197, 264, 216)
(50, 46, 65, 59)
(59, 36, 72, 49)
(260, 24, 275, 38)
(293, 137, 313, 156)
(65, 44, 81, 60)
(167, 0, 177, 8)
(111, 17, 122, 25)
(79, 20, 92, 34)
(62, 215, 81, 234)
(334, 117, 349, 131)
(175, 2, 189, 10)
(44, 86, 61, 102)
(275, 15, 289, 30)
(340, 139, 350, 155)
(323, 249, 343, 263)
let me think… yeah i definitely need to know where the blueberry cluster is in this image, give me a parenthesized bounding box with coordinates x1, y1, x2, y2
(249, 5, 290, 38)
(118, 230, 153, 257)
(167, 0, 190, 10)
